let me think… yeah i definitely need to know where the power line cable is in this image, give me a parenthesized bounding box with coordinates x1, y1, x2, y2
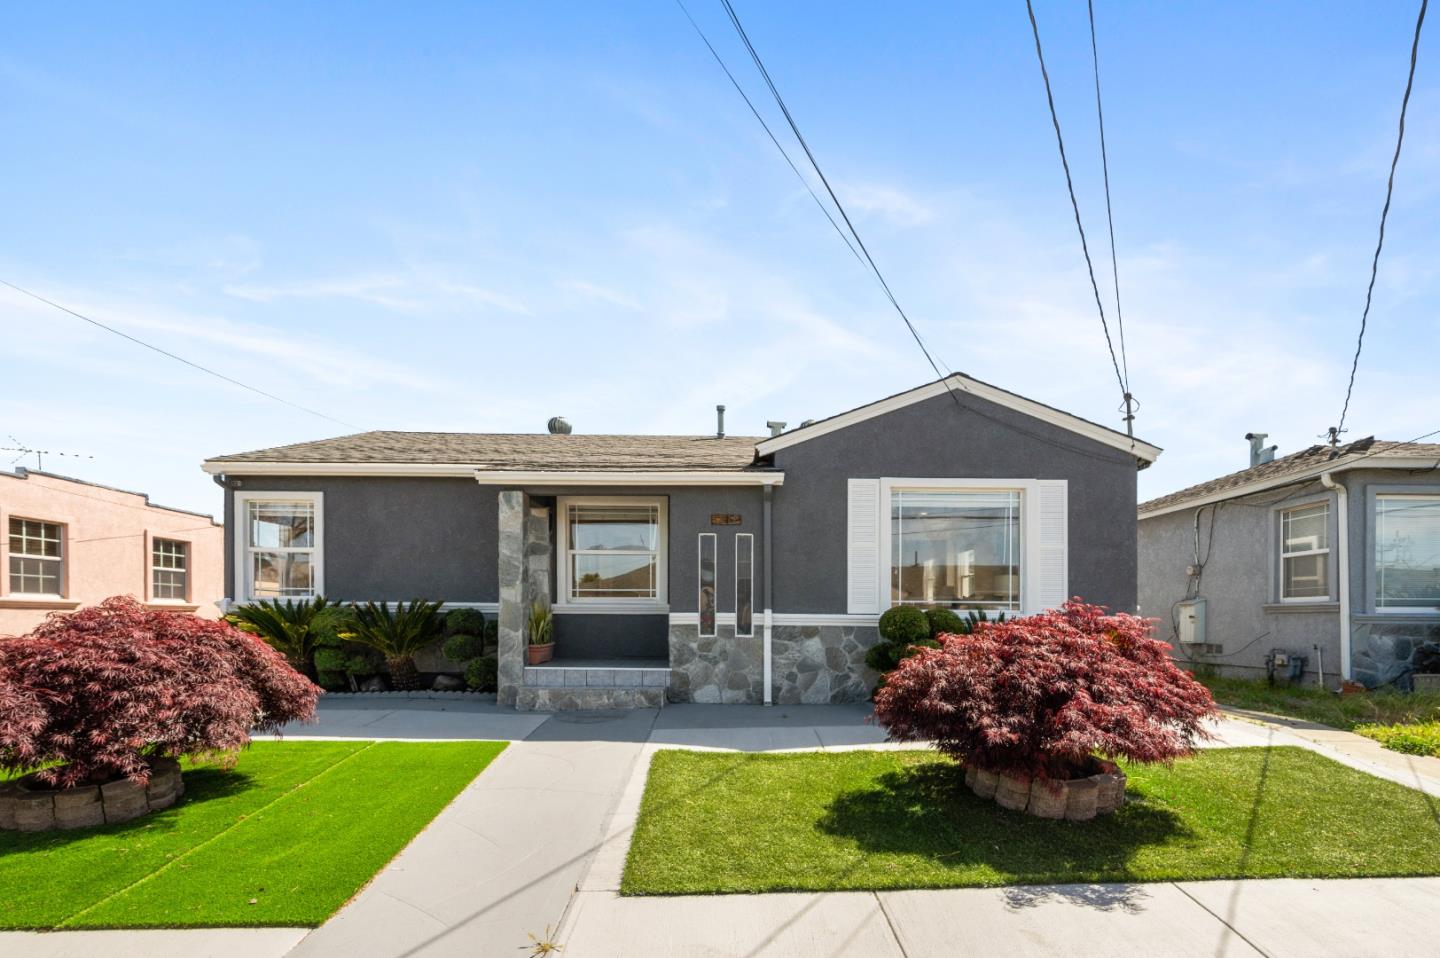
(717, 0, 951, 387)
(1086, 0, 1130, 398)
(1, 279, 357, 429)
(674, 0, 864, 267)
(1335, 0, 1428, 439)
(1024, 0, 1128, 404)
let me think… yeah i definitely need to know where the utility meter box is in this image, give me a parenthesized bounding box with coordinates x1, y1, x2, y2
(1177, 598, 1207, 645)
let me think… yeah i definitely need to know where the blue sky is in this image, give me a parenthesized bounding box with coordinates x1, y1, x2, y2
(2, 1, 1436, 516)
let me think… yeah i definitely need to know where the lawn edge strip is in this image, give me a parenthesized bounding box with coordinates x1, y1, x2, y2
(55, 741, 378, 929)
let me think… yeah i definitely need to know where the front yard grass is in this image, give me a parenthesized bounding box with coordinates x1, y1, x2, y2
(1199, 674, 1440, 730)
(622, 747, 1440, 895)
(0, 739, 505, 929)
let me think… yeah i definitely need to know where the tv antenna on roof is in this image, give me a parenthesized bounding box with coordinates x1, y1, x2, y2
(2, 436, 95, 471)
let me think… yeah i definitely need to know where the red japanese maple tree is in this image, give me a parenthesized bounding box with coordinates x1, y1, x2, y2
(0, 597, 321, 788)
(873, 600, 1217, 782)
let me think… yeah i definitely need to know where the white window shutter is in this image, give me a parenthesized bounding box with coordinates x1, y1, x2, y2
(847, 478, 882, 614)
(1034, 480, 1069, 612)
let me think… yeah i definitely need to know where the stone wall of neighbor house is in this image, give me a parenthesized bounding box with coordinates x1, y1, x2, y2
(667, 622, 880, 704)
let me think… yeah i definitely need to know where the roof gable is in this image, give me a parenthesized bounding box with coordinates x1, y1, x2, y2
(754, 374, 1161, 464)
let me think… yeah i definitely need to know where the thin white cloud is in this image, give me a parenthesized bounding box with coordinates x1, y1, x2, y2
(838, 182, 937, 227)
(557, 279, 643, 311)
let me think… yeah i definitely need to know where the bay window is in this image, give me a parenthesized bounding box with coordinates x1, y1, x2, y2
(889, 487, 1021, 612)
(1374, 495, 1440, 612)
(1280, 502, 1329, 601)
(558, 497, 667, 606)
(236, 493, 322, 601)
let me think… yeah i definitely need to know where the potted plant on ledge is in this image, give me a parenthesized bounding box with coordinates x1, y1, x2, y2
(873, 600, 1217, 821)
(526, 600, 555, 666)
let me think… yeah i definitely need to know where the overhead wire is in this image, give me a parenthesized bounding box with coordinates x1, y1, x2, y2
(1086, 0, 1130, 397)
(1024, 0, 1128, 404)
(1, 279, 357, 429)
(1335, 0, 1428, 439)
(674, 0, 865, 268)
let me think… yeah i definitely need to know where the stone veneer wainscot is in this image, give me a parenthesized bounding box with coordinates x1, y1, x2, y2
(668, 623, 879, 704)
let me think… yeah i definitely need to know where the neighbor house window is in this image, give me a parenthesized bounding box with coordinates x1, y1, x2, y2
(559, 497, 666, 605)
(735, 533, 754, 637)
(890, 488, 1021, 611)
(1374, 495, 1440, 612)
(151, 538, 189, 601)
(698, 533, 717, 637)
(237, 494, 322, 600)
(1280, 502, 1329, 601)
(8, 517, 64, 596)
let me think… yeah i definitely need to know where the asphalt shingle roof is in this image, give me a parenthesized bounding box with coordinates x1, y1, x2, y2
(206, 431, 767, 472)
(1137, 437, 1440, 515)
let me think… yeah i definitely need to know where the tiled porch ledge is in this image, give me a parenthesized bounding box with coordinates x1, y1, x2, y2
(523, 659, 670, 690)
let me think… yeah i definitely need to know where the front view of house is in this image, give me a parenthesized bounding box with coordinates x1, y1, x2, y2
(203, 374, 1160, 709)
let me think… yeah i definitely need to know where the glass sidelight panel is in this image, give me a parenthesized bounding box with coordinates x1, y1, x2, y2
(699, 533, 717, 637)
(736, 533, 754, 637)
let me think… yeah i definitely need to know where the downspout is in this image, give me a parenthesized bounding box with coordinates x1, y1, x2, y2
(1320, 472, 1351, 682)
(763, 484, 774, 706)
(212, 473, 233, 614)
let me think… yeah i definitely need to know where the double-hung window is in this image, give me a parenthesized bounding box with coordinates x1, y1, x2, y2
(8, 517, 64, 596)
(889, 488, 1022, 612)
(559, 497, 666, 606)
(236, 493, 322, 601)
(1280, 502, 1329, 601)
(1374, 495, 1440, 612)
(151, 538, 189, 602)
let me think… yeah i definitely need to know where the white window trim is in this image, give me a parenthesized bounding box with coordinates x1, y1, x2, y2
(698, 532, 717, 638)
(735, 532, 755, 637)
(148, 534, 192, 604)
(1373, 493, 1440, 614)
(1279, 502, 1331, 604)
(879, 477, 1040, 615)
(233, 491, 325, 603)
(556, 495, 668, 610)
(7, 515, 67, 599)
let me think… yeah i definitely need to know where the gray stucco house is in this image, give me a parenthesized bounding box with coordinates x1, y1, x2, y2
(1138, 436, 1440, 689)
(204, 373, 1160, 709)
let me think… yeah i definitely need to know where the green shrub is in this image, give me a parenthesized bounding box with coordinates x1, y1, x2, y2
(465, 654, 498, 693)
(867, 606, 940, 678)
(312, 606, 382, 688)
(878, 606, 930, 645)
(924, 607, 965, 637)
(443, 632, 486, 663)
(444, 607, 487, 638)
(484, 618, 498, 644)
(1356, 721, 1440, 758)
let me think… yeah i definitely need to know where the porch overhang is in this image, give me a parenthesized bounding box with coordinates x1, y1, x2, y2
(472, 469, 784, 487)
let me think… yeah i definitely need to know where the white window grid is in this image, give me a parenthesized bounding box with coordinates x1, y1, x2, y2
(8, 517, 64, 596)
(1280, 502, 1330, 602)
(151, 538, 189, 601)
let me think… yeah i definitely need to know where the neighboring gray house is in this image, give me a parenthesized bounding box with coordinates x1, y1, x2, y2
(1138, 437, 1440, 689)
(204, 374, 1160, 710)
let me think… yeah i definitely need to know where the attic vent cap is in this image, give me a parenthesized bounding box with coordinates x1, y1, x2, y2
(766, 420, 787, 437)
(547, 416, 572, 435)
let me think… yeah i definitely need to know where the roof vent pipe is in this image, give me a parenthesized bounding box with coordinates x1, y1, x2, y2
(547, 416, 572, 435)
(1245, 432, 1276, 467)
(766, 420, 787, 437)
(715, 405, 726, 439)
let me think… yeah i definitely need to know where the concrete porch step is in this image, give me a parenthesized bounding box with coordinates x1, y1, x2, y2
(523, 661, 670, 690)
(515, 686, 666, 711)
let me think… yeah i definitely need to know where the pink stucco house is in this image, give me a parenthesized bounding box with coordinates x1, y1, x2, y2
(0, 468, 223, 636)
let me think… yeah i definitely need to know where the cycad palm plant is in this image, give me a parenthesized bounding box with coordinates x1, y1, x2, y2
(347, 599, 445, 691)
(227, 596, 331, 679)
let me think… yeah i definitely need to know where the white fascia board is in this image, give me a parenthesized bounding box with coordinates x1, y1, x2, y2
(473, 470, 784, 487)
(1136, 456, 1438, 521)
(755, 374, 1161, 463)
(202, 461, 476, 477)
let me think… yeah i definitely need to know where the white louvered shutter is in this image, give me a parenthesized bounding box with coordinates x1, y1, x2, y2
(847, 478, 882, 614)
(1032, 480, 1069, 612)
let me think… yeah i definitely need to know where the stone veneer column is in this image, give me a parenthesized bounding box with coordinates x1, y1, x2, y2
(496, 490, 526, 707)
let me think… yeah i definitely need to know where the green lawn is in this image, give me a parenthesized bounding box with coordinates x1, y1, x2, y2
(622, 747, 1440, 895)
(0, 740, 505, 929)
(1200, 674, 1440, 730)
(1356, 721, 1440, 758)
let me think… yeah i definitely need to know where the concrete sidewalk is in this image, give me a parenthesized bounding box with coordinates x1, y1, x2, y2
(558, 879, 1440, 957)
